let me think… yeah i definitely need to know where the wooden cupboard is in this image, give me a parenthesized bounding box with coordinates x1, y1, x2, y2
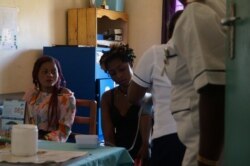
(67, 8, 128, 46)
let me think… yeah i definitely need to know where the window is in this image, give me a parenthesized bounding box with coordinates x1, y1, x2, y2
(176, 0, 184, 11)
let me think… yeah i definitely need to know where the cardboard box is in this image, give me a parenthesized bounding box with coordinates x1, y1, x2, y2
(114, 35, 122, 41)
(1, 100, 25, 130)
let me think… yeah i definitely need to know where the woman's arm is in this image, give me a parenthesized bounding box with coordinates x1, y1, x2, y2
(198, 84, 225, 164)
(101, 91, 116, 146)
(137, 114, 152, 160)
(23, 87, 37, 125)
(128, 81, 152, 160)
(24, 103, 34, 125)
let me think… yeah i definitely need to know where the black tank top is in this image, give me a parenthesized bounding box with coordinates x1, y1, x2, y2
(110, 89, 142, 159)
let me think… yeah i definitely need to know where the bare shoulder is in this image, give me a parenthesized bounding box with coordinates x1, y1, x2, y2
(101, 87, 118, 107)
(102, 90, 112, 102)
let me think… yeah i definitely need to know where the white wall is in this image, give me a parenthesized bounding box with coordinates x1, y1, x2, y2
(125, 0, 162, 64)
(0, 0, 162, 95)
(0, 0, 89, 94)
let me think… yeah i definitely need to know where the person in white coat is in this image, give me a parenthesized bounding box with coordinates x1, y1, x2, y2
(128, 11, 185, 166)
(172, 0, 226, 165)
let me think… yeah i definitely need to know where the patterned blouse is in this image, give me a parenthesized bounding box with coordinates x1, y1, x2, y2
(23, 87, 76, 142)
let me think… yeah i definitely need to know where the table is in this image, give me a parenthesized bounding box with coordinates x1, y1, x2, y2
(0, 140, 134, 166)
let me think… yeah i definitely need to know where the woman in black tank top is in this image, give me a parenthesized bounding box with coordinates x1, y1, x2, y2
(99, 44, 152, 164)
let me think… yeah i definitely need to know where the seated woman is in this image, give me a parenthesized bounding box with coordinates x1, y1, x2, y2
(23, 56, 76, 142)
(99, 44, 152, 164)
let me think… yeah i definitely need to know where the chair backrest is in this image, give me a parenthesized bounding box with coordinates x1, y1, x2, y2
(74, 99, 97, 135)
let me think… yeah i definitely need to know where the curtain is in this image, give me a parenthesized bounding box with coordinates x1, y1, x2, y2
(161, 0, 176, 44)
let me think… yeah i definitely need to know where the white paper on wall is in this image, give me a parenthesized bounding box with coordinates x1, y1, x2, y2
(0, 7, 18, 50)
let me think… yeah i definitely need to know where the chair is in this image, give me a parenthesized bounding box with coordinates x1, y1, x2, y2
(73, 99, 97, 135)
(67, 99, 97, 142)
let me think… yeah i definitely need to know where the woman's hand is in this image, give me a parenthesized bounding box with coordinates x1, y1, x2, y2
(136, 143, 150, 166)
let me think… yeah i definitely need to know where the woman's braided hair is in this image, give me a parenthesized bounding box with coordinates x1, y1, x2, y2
(99, 44, 136, 73)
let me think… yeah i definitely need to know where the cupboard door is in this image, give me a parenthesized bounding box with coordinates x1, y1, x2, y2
(78, 8, 88, 45)
(67, 9, 78, 45)
(87, 8, 97, 46)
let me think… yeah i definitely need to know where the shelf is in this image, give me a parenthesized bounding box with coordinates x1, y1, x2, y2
(96, 8, 128, 21)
